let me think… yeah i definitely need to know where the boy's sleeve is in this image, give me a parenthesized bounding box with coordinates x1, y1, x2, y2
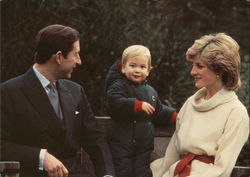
(134, 100, 143, 113)
(107, 81, 136, 116)
(152, 98, 177, 126)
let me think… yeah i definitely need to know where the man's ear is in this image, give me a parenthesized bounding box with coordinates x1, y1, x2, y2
(55, 51, 63, 64)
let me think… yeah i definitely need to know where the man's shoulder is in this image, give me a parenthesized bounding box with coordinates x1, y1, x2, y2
(1, 74, 25, 89)
(58, 79, 83, 90)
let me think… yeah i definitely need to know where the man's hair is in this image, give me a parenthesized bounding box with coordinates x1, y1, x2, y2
(34, 24, 80, 64)
(121, 45, 151, 69)
(186, 33, 241, 90)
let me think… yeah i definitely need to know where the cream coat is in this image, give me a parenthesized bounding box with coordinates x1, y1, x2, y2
(151, 88, 249, 177)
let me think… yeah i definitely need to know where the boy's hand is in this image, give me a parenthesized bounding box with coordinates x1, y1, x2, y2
(142, 102, 155, 115)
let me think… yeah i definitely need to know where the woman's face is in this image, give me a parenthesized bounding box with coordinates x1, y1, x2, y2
(190, 55, 222, 92)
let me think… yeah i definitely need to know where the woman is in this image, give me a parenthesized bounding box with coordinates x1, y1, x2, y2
(150, 33, 249, 177)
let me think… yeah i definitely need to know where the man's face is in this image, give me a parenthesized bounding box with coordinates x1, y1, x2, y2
(58, 40, 81, 79)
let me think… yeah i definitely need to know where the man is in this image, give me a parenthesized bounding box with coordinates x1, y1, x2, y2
(1, 24, 115, 177)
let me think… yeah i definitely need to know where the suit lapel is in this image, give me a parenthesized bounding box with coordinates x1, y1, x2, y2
(21, 68, 65, 138)
(57, 80, 74, 141)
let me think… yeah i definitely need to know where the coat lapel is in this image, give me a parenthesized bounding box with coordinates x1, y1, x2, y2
(21, 68, 65, 138)
(57, 80, 75, 141)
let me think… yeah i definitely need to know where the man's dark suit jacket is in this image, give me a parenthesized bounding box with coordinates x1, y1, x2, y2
(1, 67, 115, 177)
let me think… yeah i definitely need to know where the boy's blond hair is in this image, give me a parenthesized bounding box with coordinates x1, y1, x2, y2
(121, 45, 151, 69)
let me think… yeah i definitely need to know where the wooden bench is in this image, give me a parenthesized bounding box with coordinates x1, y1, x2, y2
(231, 166, 250, 177)
(1, 116, 249, 177)
(0, 161, 20, 177)
(92, 117, 250, 177)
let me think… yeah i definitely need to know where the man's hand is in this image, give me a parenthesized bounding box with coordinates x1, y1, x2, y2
(44, 152, 68, 177)
(142, 102, 155, 115)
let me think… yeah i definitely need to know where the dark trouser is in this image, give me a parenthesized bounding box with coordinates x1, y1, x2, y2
(107, 121, 154, 177)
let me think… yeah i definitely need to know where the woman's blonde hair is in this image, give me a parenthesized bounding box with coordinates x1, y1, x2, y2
(122, 45, 151, 69)
(186, 33, 241, 90)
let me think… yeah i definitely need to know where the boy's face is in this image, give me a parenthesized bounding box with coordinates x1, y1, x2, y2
(122, 55, 150, 83)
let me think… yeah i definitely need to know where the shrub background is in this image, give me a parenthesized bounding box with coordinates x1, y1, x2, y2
(1, 0, 249, 166)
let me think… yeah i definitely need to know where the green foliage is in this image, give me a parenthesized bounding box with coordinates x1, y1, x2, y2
(1, 0, 249, 113)
(1, 0, 249, 167)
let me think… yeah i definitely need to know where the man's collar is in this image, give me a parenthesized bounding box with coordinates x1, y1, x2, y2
(32, 64, 50, 88)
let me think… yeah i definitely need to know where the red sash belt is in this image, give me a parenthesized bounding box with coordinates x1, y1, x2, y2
(174, 153, 214, 177)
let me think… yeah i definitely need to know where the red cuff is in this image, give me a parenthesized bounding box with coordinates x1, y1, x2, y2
(170, 111, 177, 123)
(134, 100, 143, 113)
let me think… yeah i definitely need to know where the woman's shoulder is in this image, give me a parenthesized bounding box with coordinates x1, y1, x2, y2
(229, 99, 249, 117)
